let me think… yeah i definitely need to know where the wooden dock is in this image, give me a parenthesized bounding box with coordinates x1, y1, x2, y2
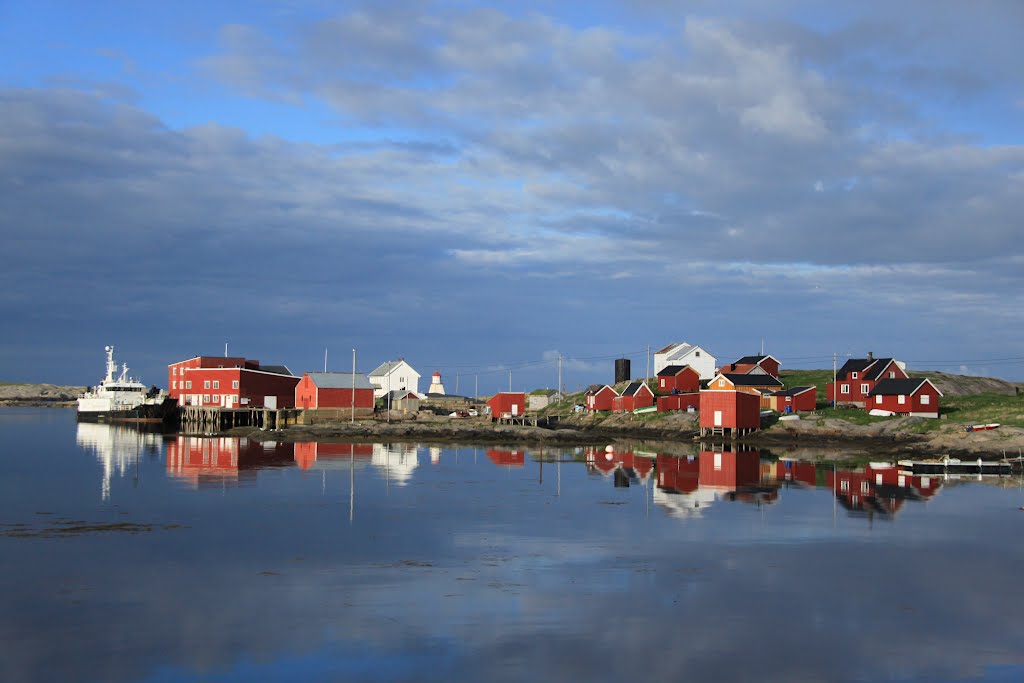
(897, 458, 1015, 475)
(178, 406, 300, 434)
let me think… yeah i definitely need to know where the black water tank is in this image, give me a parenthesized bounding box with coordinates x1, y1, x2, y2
(615, 358, 630, 384)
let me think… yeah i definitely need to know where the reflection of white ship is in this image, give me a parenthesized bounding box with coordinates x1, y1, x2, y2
(652, 486, 719, 519)
(372, 444, 419, 486)
(77, 346, 176, 423)
(76, 422, 162, 500)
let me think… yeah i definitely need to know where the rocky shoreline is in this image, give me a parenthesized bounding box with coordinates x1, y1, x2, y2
(0, 384, 84, 408)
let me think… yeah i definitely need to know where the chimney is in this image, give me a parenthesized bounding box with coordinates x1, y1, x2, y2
(867, 351, 874, 362)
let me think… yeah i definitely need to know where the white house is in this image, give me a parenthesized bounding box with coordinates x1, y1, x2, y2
(653, 342, 717, 380)
(368, 359, 421, 399)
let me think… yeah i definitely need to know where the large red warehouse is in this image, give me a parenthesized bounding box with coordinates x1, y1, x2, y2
(699, 390, 762, 438)
(168, 356, 299, 409)
(295, 372, 375, 411)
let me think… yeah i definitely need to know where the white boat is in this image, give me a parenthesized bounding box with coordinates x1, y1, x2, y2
(77, 346, 175, 423)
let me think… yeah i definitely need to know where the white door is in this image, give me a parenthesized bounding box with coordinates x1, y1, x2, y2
(511, 403, 520, 416)
(714, 410, 723, 427)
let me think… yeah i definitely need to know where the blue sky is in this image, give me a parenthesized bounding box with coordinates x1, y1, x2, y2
(1, 0, 1022, 390)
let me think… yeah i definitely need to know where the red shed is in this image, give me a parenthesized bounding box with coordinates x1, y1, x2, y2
(656, 392, 701, 412)
(295, 372, 375, 411)
(826, 356, 908, 406)
(866, 378, 942, 418)
(719, 355, 781, 378)
(768, 386, 817, 413)
(699, 390, 762, 437)
(612, 381, 655, 412)
(656, 365, 701, 394)
(487, 392, 526, 420)
(585, 384, 618, 412)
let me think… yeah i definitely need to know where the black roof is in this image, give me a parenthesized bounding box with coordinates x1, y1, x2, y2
(772, 386, 815, 397)
(867, 378, 930, 396)
(837, 359, 873, 379)
(260, 365, 294, 376)
(584, 384, 605, 394)
(734, 355, 771, 365)
(657, 364, 692, 377)
(622, 381, 649, 396)
(721, 373, 783, 387)
(862, 358, 898, 381)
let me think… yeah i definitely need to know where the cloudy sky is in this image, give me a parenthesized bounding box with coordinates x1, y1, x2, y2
(1, 0, 1022, 389)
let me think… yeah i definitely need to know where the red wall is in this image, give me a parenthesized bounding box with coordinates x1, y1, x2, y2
(772, 388, 817, 412)
(866, 385, 940, 415)
(313, 387, 375, 410)
(657, 367, 700, 394)
(656, 454, 700, 493)
(172, 367, 298, 408)
(656, 393, 700, 412)
(488, 449, 526, 467)
(587, 387, 617, 411)
(487, 393, 526, 418)
(699, 390, 761, 429)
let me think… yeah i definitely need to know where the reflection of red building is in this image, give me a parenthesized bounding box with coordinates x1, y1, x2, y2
(165, 436, 294, 487)
(584, 447, 655, 483)
(656, 454, 700, 493)
(699, 449, 762, 490)
(772, 459, 820, 487)
(293, 442, 374, 470)
(826, 463, 942, 518)
(487, 449, 526, 467)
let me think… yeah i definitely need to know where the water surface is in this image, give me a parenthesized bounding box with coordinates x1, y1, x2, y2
(2, 408, 1023, 683)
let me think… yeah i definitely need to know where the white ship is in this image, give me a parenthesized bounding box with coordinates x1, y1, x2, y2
(77, 346, 175, 423)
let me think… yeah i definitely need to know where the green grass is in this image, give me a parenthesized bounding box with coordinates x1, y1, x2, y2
(778, 369, 835, 408)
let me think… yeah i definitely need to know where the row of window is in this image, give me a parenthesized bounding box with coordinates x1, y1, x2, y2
(875, 394, 930, 405)
(171, 380, 240, 390)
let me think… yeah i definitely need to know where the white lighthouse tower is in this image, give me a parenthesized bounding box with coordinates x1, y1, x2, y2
(427, 371, 446, 395)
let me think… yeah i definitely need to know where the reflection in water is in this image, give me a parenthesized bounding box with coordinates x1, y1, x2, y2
(75, 422, 163, 500)
(7, 411, 1020, 682)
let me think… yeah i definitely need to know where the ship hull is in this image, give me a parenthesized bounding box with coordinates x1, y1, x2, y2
(76, 398, 179, 425)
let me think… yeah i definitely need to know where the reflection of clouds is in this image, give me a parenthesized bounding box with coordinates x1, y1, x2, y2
(372, 443, 419, 486)
(652, 486, 719, 518)
(75, 422, 161, 500)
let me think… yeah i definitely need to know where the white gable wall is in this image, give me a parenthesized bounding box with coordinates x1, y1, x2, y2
(654, 343, 717, 380)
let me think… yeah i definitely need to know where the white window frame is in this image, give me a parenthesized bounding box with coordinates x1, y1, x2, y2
(851, 372, 858, 379)
(840, 384, 850, 395)
(889, 371, 896, 379)
(921, 394, 930, 405)
(203, 394, 211, 403)
(172, 380, 177, 389)
(204, 380, 211, 389)
(232, 380, 239, 389)
(213, 380, 219, 389)
(876, 395, 883, 404)
(861, 383, 869, 394)
(186, 381, 192, 389)
(898, 395, 906, 405)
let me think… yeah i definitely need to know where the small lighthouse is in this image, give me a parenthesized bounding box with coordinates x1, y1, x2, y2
(427, 371, 446, 395)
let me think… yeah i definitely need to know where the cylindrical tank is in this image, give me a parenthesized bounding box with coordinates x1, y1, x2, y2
(614, 358, 631, 384)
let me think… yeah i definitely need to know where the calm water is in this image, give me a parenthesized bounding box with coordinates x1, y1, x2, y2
(2, 408, 1023, 683)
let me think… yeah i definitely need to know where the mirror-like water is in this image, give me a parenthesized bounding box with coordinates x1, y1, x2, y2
(2, 408, 1022, 683)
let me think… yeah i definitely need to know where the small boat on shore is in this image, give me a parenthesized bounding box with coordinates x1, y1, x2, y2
(965, 423, 1000, 433)
(77, 346, 176, 424)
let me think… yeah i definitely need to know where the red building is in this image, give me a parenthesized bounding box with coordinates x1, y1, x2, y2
(772, 459, 820, 487)
(656, 392, 701, 412)
(699, 390, 762, 437)
(656, 365, 701, 394)
(585, 384, 618, 412)
(866, 378, 942, 418)
(612, 381, 655, 412)
(698, 449, 762, 491)
(487, 392, 526, 420)
(768, 386, 817, 412)
(719, 355, 780, 378)
(295, 372, 375, 411)
(826, 355, 908, 406)
(168, 356, 299, 409)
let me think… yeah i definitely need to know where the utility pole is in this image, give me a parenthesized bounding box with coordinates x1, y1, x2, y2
(456, 372, 460, 395)
(646, 345, 651, 382)
(475, 374, 478, 400)
(833, 352, 837, 411)
(351, 348, 356, 423)
(224, 342, 228, 358)
(557, 353, 563, 397)
(324, 347, 328, 372)
(508, 369, 512, 392)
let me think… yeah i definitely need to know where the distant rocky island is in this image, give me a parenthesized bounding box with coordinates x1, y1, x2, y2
(0, 383, 86, 407)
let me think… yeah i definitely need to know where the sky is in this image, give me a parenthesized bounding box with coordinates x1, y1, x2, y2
(1, 0, 1022, 391)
